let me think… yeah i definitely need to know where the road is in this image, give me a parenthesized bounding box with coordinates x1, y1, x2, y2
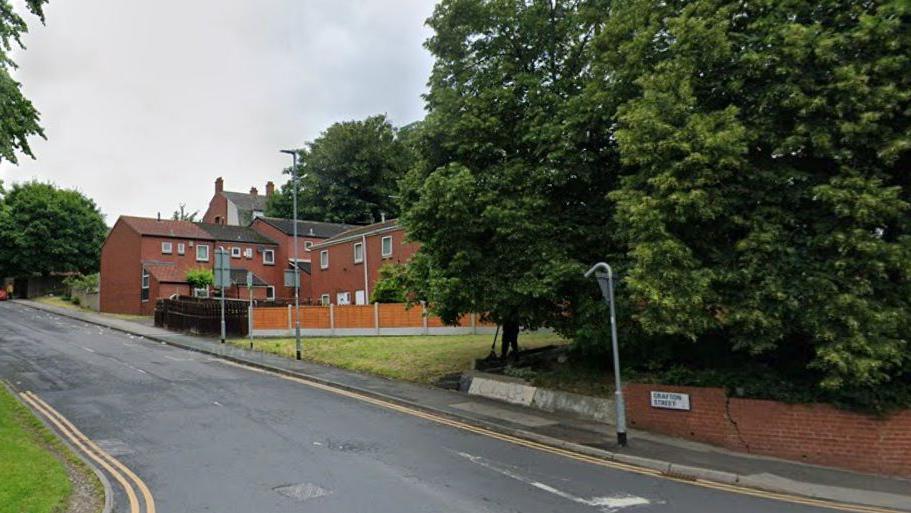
(0, 302, 848, 513)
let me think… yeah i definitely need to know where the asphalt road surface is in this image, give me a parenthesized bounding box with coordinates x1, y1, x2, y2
(0, 302, 848, 513)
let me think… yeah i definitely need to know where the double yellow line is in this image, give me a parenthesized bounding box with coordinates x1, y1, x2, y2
(20, 391, 156, 513)
(221, 360, 904, 513)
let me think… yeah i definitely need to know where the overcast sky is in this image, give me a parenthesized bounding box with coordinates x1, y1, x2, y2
(0, 0, 437, 223)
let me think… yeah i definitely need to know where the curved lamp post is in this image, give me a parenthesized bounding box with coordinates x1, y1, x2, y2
(584, 262, 627, 447)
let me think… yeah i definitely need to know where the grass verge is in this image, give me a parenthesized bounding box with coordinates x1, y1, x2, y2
(32, 296, 150, 323)
(230, 332, 567, 383)
(0, 384, 103, 513)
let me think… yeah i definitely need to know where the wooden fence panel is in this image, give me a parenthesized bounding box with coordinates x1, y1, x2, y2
(300, 306, 331, 329)
(332, 305, 374, 328)
(377, 303, 424, 328)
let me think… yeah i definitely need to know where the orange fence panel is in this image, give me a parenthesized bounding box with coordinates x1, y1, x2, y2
(253, 307, 288, 330)
(300, 306, 331, 329)
(332, 305, 375, 328)
(377, 303, 424, 328)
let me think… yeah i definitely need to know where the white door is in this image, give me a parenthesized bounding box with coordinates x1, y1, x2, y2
(355, 290, 366, 305)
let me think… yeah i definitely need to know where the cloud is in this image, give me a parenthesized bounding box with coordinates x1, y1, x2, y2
(0, 0, 436, 223)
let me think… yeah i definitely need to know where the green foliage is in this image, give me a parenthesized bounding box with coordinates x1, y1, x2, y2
(598, 0, 911, 392)
(402, 0, 618, 330)
(185, 267, 214, 290)
(171, 203, 198, 222)
(0, 0, 49, 164)
(406, 0, 911, 401)
(63, 272, 98, 293)
(370, 264, 409, 303)
(267, 115, 416, 224)
(0, 181, 107, 277)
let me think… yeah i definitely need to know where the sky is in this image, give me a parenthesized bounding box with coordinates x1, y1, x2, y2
(0, 0, 437, 223)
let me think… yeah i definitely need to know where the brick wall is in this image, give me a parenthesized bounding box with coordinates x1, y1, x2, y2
(625, 383, 911, 477)
(100, 219, 142, 315)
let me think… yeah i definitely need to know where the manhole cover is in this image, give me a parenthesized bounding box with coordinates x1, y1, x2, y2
(273, 482, 332, 502)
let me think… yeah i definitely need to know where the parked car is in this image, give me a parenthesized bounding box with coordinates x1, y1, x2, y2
(0, 289, 8, 301)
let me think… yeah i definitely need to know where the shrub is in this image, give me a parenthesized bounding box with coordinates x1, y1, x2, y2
(185, 268, 214, 290)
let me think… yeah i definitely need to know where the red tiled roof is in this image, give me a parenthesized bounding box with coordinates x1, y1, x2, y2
(120, 216, 210, 239)
(144, 261, 197, 283)
(311, 219, 402, 249)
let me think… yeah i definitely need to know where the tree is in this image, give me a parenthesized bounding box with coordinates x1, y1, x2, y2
(172, 203, 198, 222)
(400, 0, 616, 358)
(185, 268, 214, 290)
(0, 1, 49, 164)
(0, 181, 107, 277)
(596, 0, 911, 391)
(266, 115, 415, 224)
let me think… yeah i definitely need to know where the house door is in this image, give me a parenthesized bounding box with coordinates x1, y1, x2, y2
(355, 290, 366, 305)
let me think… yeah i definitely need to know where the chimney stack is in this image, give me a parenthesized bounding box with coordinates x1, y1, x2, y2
(250, 186, 258, 196)
(215, 177, 224, 193)
(266, 181, 275, 197)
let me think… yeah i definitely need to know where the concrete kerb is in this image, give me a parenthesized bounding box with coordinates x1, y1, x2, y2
(12, 300, 902, 511)
(3, 380, 114, 513)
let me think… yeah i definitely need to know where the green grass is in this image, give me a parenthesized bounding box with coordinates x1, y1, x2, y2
(0, 385, 73, 513)
(33, 296, 150, 323)
(231, 332, 567, 383)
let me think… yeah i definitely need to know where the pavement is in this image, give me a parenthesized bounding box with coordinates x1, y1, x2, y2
(2, 299, 909, 513)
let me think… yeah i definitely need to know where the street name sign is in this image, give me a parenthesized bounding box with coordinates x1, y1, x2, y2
(649, 391, 691, 411)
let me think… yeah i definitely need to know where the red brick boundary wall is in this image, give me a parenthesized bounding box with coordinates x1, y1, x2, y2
(624, 384, 911, 477)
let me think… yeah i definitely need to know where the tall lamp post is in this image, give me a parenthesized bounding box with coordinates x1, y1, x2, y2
(280, 149, 302, 360)
(584, 262, 627, 446)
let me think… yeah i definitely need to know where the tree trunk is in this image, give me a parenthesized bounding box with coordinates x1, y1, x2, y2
(500, 321, 520, 360)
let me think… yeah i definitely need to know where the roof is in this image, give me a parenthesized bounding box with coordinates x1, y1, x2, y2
(312, 219, 402, 249)
(195, 223, 277, 245)
(143, 261, 196, 283)
(256, 217, 356, 239)
(289, 260, 312, 274)
(222, 191, 268, 213)
(120, 216, 211, 239)
(228, 268, 269, 287)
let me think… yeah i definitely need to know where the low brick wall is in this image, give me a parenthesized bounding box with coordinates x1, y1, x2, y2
(624, 383, 911, 477)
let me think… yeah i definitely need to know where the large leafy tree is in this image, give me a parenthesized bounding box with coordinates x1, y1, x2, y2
(400, 0, 616, 357)
(598, 0, 911, 390)
(267, 115, 415, 224)
(0, 181, 107, 277)
(0, 0, 49, 164)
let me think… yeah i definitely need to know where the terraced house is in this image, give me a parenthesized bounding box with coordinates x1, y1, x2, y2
(100, 216, 280, 315)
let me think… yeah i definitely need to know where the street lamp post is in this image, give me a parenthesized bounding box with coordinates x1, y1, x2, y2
(280, 149, 302, 360)
(584, 262, 627, 447)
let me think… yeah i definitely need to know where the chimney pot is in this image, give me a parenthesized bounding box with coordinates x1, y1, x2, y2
(250, 187, 258, 196)
(215, 177, 224, 193)
(266, 181, 275, 197)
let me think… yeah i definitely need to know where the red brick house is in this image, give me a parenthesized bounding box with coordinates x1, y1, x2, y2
(202, 177, 275, 226)
(100, 216, 281, 315)
(249, 217, 354, 303)
(310, 219, 419, 306)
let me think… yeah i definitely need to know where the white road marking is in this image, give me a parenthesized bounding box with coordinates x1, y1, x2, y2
(455, 451, 653, 512)
(81, 346, 96, 353)
(212, 401, 222, 406)
(164, 355, 195, 362)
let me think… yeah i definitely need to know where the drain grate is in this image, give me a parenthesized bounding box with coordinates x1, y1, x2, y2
(273, 482, 332, 502)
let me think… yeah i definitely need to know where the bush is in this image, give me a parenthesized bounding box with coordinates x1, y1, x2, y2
(63, 273, 98, 294)
(185, 268, 214, 290)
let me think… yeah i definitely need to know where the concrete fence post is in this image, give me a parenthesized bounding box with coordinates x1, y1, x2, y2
(374, 302, 380, 335)
(329, 303, 335, 336)
(287, 304, 292, 334)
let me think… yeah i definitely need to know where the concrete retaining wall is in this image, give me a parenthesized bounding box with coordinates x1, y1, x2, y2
(463, 372, 615, 424)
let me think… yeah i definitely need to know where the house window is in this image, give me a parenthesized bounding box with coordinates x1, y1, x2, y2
(141, 269, 150, 302)
(304, 241, 313, 250)
(161, 241, 172, 254)
(252, 210, 264, 219)
(266, 286, 275, 301)
(337, 291, 351, 305)
(196, 244, 210, 262)
(320, 250, 329, 269)
(320, 294, 330, 306)
(177, 243, 186, 255)
(263, 249, 275, 265)
(244, 248, 253, 259)
(231, 247, 241, 258)
(193, 288, 209, 298)
(353, 242, 364, 263)
(381, 236, 393, 257)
